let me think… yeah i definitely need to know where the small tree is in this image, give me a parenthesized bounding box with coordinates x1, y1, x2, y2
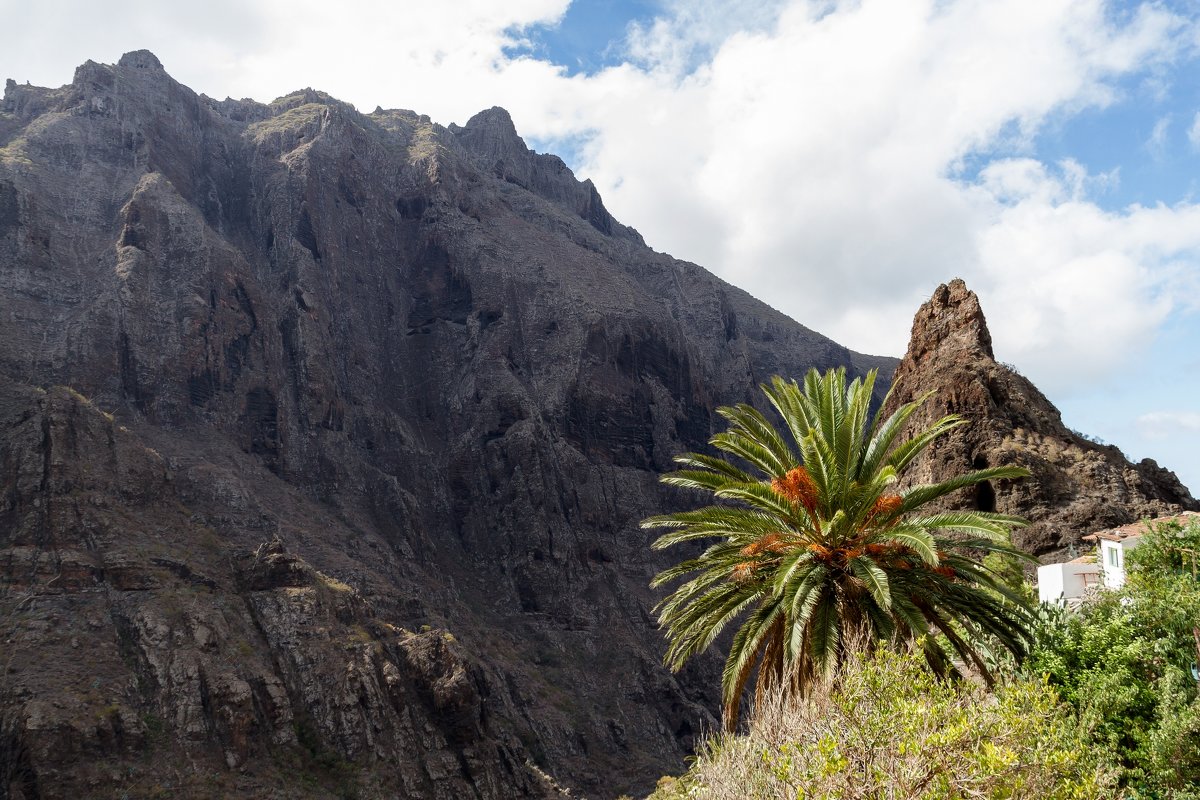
(645, 368, 1035, 728)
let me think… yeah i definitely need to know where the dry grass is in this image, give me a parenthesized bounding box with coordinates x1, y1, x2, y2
(316, 572, 353, 593)
(649, 645, 1116, 800)
(246, 103, 326, 141)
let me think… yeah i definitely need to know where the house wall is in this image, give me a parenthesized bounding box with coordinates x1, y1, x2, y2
(1101, 537, 1141, 589)
(1037, 561, 1100, 604)
(1037, 564, 1066, 604)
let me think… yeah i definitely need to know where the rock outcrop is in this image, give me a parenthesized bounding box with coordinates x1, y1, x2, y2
(884, 279, 1196, 557)
(0, 52, 894, 798)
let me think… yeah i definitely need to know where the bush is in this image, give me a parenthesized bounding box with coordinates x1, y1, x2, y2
(1026, 519, 1200, 796)
(1127, 518, 1200, 577)
(648, 645, 1113, 799)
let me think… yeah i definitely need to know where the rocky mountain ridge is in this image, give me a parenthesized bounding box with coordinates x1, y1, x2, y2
(0, 51, 891, 799)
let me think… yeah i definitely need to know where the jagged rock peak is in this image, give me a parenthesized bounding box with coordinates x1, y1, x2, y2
(117, 50, 164, 70)
(906, 278, 994, 364)
(448, 104, 646, 243)
(464, 105, 518, 136)
(451, 105, 528, 164)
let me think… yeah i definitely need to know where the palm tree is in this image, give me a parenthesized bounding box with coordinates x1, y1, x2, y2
(644, 368, 1035, 730)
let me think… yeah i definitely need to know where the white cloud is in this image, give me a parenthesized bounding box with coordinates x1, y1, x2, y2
(624, 0, 790, 74)
(969, 175, 1200, 386)
(1146, 114, 1171, 157)
(0, 0, 574, 119)
(1136, 411, 1200, 439)
(1189, 111, 1200, 148)
(543, 0, 1197, 397)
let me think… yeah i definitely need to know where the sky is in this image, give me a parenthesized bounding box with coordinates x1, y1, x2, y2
(3, 0, 1200, 494)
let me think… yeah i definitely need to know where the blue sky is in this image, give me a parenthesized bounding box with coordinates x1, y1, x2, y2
(2, 0, 1199, 494)
(509, 0, 660, 74)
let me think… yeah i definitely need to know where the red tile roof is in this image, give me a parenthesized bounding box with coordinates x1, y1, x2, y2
(1083, 511, 1200, 543)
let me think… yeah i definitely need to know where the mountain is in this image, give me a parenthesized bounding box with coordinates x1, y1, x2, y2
(0, 51, 894, 799)
(883, 279, 1196, 557)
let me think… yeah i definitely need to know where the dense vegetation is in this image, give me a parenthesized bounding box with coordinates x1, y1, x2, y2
(641, 369, 1200, 798)
(643, 513, 1200, 799)
(645, 646, 1114, 800)
(1028, 519, 1200, 797)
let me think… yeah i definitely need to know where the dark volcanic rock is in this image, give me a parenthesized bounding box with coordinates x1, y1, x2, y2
(0, 385, 546, 799)
(449, 107, 635, 241)
(884, 279, 1196, 557)
(0, 52, 894, 798)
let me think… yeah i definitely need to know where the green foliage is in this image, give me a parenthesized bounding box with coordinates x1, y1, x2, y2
(140, 711, 166, 748)
(983, 544, 1032, 598)
(1027, 520, 1200, 796)
(645, 367, 1035, 728)
(647, 646, 1114, 800)
(1128, 518, 1200, 577)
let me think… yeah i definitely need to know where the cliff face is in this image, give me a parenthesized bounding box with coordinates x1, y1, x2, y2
(0, 52, 894, 798)
(1, 385, 542, 799)
(884, 280, 1196, 557)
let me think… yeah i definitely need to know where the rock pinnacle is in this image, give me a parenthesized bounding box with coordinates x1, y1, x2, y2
(904, 278, 994, 365)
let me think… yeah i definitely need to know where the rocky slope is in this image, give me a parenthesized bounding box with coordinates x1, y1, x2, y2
(0, 51, 894, 799)
(883, 279, 1196, 557)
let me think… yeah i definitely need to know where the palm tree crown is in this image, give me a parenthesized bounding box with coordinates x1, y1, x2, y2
(644, 368, 1035, 729)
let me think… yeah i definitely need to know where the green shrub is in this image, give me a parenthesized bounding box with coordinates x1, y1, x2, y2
(1027, 519, 1200, 796)
(648, 645, 1112, 799)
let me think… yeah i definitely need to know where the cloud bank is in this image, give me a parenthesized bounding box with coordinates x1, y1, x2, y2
(1137, 410, 1200, 439)
(543, 0, 1200, 399)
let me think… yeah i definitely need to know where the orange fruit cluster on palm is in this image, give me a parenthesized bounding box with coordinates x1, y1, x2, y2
(771, 466, 820, 516)
(739, 531, 791, 557)
(869, 493, 903, 519)
(764, 475, 912, 569)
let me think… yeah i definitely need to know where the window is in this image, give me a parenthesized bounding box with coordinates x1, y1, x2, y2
(1107, 546, 1120, 568)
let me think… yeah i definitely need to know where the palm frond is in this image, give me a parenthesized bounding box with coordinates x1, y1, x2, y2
(901, 510, 1029, 539)
(721, 600, 784, 723)
(716, 403, 796, 475)
(899, 466, 1032, 512)
(710, 431, 785, 477)
(805, 589, 842, 680)
(886, 414, 966, 472)
(848, 556, 892, 611)
(672, 452, 758, 482)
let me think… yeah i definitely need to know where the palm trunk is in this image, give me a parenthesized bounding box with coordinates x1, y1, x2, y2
(754, 616, 787, 717)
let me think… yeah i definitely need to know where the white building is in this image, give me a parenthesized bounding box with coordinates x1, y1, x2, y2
(1037, 556, 1101, 605)
(1089, 529, 1143, 590)
(1037, 512, 1200, 603)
